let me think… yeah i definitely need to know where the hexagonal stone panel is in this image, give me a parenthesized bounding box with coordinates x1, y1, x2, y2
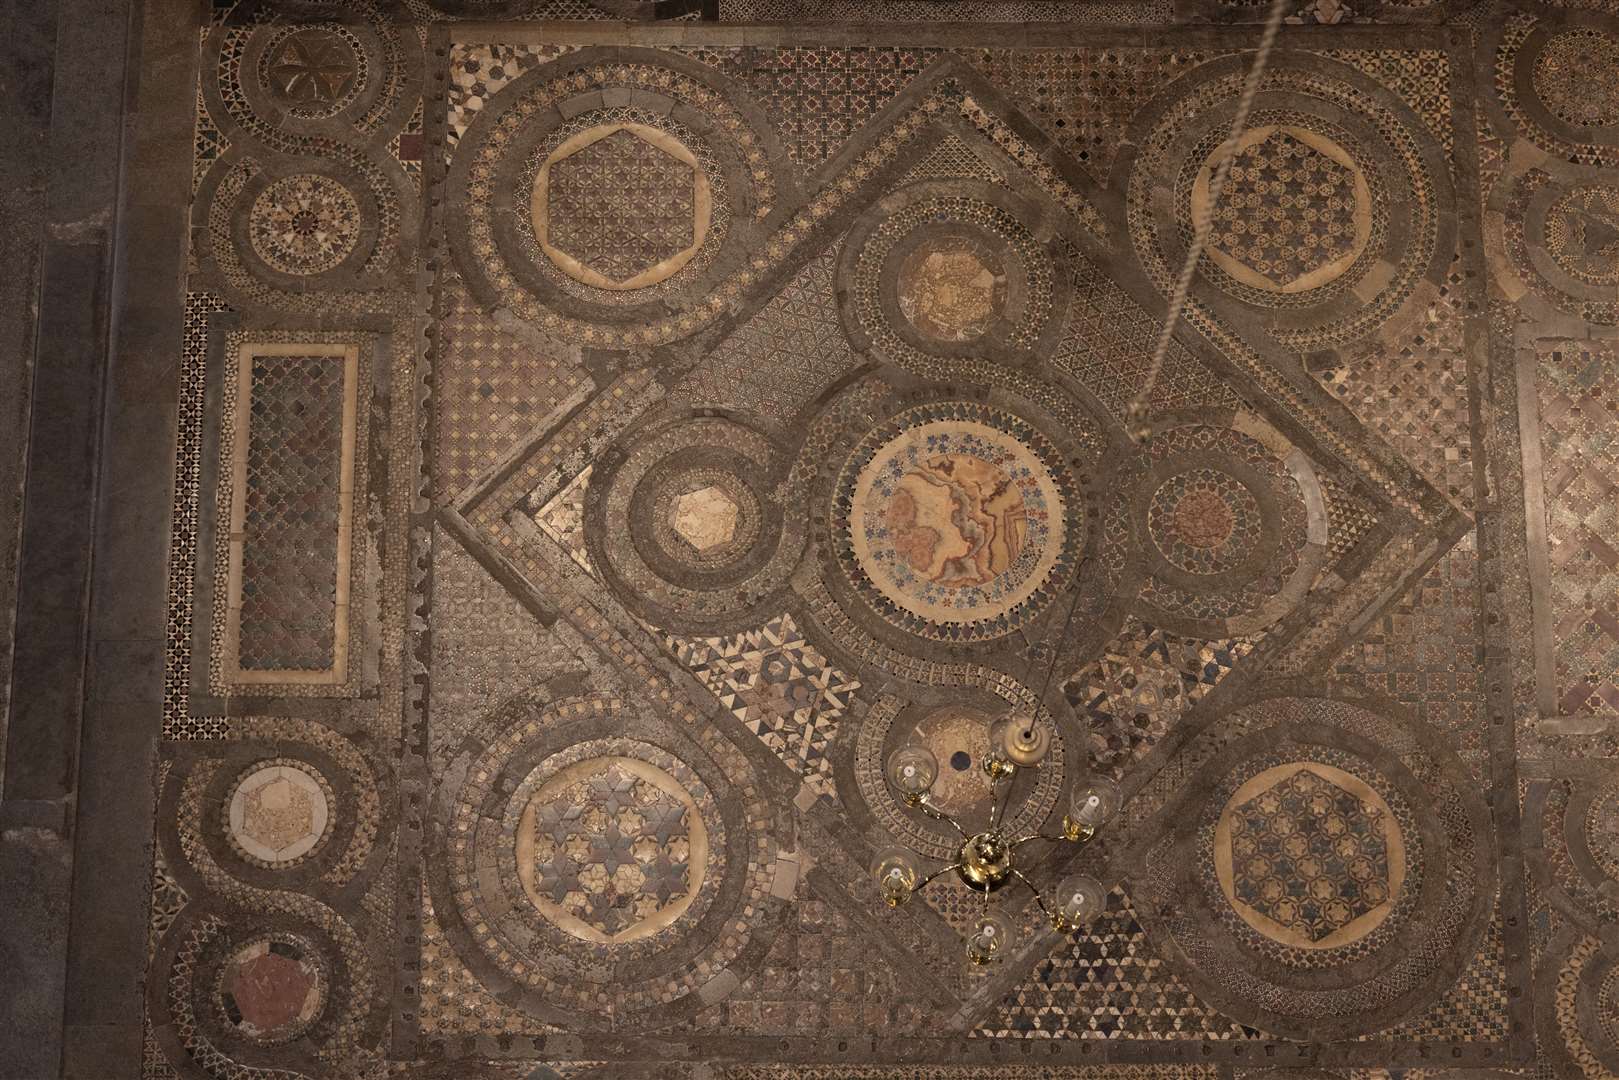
(670, 484, 740, 553)
(515, 756, 708, 944)
(1216, 761, 1404, 948)
(537, 124, 711, 290)
(1197, 126, 1370, 293)
(228, 762, 330, 864)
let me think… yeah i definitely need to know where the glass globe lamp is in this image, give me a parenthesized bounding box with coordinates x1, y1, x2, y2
(1064, 776, 1122, 839)
(871, 848, 920, 907)
(886, 745, 938, 804)
(1050, 872, 1105, 931)
(965, 910, 1014, 966)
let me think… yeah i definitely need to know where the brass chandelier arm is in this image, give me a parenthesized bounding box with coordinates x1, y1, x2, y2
(1008, 832, 1072, 850)
(989, 758, 1018, 832)
(1011, 868, 1052, 921)
(914, 862, 964, 893)
(913, 795, 970, 840)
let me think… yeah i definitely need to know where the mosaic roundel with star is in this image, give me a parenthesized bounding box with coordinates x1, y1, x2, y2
(1128, 52, 1453, 351)
(203, 0, 423, 149)
(426, 686, 787, 1029)
(1131, 694, 1493, 1041)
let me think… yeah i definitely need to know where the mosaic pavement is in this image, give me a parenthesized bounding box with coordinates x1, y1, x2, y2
(141, 0, 1619, 1076)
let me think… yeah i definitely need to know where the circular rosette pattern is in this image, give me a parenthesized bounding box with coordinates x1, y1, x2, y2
(837, 179, 1068, 369)
(158, 718, 388, 897)
(194, 143, 415, 312)
(584, 411, 806, 636)
(1129, 413, 1328, 637)
(1131, 694, 1492, 1041)
(1484, 10, 1619, 169)
(427, 690, 787, 1030)
(148, 893, 382, 1077)
(1128, 52, 1452, 352)
(1490, 160, 1619, 326)
(202, 0, 423, 148)
(445, 47, 782, 348)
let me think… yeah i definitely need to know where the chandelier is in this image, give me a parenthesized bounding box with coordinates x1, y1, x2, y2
(870, 713, 1121, 966)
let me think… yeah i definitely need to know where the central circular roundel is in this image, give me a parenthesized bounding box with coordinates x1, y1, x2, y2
(514, 754, 708, 946)
(838, 403, 1074, 642)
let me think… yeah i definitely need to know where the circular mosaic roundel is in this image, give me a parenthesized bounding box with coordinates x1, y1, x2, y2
(227, 761, 331, 865)
(533, 123, 713, 291)
(1213, 761, 1406, 950)
(1133, 695, 1492, 1040)
(430, 689, 783, 1027)
(896, 236, 1008, 342)
(854, 693, 1066, 862)
(1533, 27, 1619, 132)
(836, 404, 1077, 642)
(218, 935, 326, 1044)
(1194, 125, 1373, 294)
(586, 413, 804, 636)
(1146, 466, 1264, 577)
(1545, 184, 1619, 286)
(1132, 419, 1321, 635)
(514, 755, 708, 945)
(1130, 54, 1449, 351)
(248, 173, 361, 276)
(259, 26, 362, 119)
(1585, 783, 1619, 884)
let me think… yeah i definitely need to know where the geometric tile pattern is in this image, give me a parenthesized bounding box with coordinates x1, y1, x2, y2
(1315, 261, 1474, 509)
(1535, 340, 1619, 719)
(673, 251, 860, 424)
(434, 271, 586, 498)
(1062, 620, 1254, 779)
(529, 760, 694, 938)
(234, 352, 346, 672)
(665, 613, 859, 797)
(1206, 128, 1361, 289)
(1225, 765, 1393, 945)
(977, 889, 1261, 1040)
(702, 46, 936, 167)
(545, 127, 697, 284)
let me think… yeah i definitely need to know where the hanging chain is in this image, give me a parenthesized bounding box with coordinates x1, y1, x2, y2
(1124, 0, 1292, 443)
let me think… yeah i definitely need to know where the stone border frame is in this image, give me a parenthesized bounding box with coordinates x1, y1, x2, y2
(1512, 326, 1619, 737)
(220, 340, 360, 687)
(186, 315, 392, 713)
(398, 17, 1528, 1071)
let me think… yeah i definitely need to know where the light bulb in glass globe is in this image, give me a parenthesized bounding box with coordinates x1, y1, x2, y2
(1064, 776, 1122, 839)
(870, 848, 920, 907)
(886, 745, 938, 804)
(1050, 872, 1105, 931)
(965, 910, 1014, 966)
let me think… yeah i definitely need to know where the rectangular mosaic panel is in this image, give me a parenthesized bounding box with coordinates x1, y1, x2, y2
(222, 341, 358, 684)
(1523, 339, 1619, 728)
